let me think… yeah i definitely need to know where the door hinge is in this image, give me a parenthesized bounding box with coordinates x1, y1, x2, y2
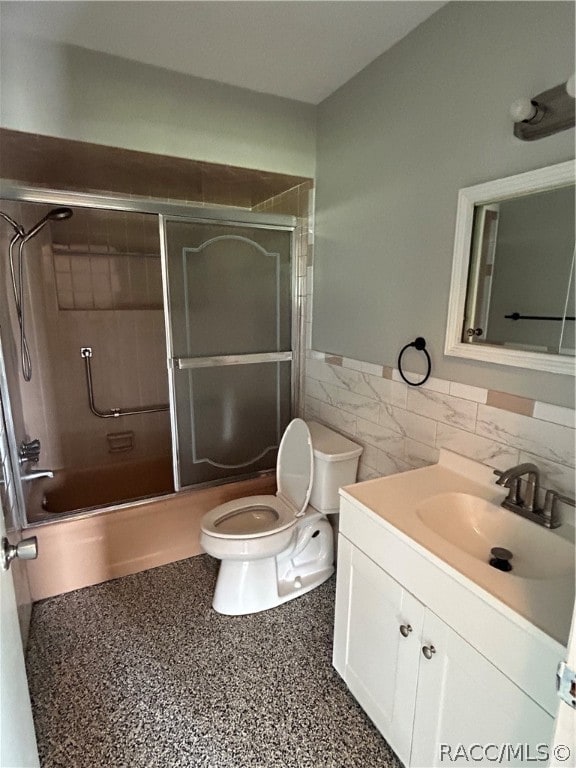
(556, 661, 576, 709)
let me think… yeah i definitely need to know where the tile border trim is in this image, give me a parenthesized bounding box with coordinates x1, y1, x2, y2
(307, 350, 575, 426)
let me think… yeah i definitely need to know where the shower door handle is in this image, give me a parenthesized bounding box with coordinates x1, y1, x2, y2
(174, 351, 293, 369)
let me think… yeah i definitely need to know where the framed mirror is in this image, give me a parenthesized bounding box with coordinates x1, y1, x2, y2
(445, 161, 575, 375)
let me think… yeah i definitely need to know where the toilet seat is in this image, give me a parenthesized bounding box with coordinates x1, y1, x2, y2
(201, 494, 296, 539)
(201, 419, 314, 541)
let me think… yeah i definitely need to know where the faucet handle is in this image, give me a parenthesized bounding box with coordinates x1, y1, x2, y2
(19, 438, 41, 464)
(543, 489, 575, 529)
(545, 490, 576, 508)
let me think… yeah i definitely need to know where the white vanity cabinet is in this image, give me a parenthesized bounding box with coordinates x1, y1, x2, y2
(334, 526, 557, 767)
(333, 537, 424, 763)
(411, 608, 553, 768)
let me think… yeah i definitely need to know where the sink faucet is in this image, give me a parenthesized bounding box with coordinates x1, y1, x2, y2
(494, 464, 574, 529)
(494, 462, 540, 512)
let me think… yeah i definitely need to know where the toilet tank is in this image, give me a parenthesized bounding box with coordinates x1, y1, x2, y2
(307, 421, 363, 513)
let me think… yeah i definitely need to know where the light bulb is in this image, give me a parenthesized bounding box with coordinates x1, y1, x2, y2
(567, 74, 576, 98)
(509, 97, 538, 123)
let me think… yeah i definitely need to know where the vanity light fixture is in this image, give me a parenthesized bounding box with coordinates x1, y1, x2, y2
(510, 75, 575, 140)
(509, 97, 545, 125)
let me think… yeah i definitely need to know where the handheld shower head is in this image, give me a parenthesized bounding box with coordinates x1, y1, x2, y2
(22, 206, 73, 242)
(10, 205, 73, 382)
(48, 207, 73, 221)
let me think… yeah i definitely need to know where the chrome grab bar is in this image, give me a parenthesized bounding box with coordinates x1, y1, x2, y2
(81, 347, 169, 419)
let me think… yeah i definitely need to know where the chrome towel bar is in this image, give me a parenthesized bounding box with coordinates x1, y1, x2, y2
(81, 347, 169, 418)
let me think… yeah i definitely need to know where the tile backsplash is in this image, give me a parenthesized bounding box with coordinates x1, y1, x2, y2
(303, 351, 576, 528)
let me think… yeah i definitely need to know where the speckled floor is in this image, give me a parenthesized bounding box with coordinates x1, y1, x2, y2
(26, 555, 402, 768)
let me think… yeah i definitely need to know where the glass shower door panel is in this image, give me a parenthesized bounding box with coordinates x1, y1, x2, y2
(164, 218, 293, 488)
(174, 362, 292, 487)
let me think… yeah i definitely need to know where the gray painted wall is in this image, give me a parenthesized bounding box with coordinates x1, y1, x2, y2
(0, 36, 316, 177)
(314, 1, 575, 406)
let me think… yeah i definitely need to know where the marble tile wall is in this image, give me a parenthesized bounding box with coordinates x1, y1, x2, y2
(303, 351, 576, 529)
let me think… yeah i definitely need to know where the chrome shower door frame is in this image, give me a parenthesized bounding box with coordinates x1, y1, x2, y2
(0, 331, 27, 533)
(159, 211, 299, 492)
(0, 182, 301, 506)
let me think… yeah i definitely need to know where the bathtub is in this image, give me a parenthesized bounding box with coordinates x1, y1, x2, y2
(25, 474, 276, 601)
(27, 457, 174, 522)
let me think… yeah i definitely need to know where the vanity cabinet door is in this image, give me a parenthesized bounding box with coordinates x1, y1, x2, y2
(410, 610, 554, 768)
(333, 537, 425, 765)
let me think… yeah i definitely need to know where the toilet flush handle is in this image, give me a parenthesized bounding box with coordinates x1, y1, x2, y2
(289, 521, 319, 563)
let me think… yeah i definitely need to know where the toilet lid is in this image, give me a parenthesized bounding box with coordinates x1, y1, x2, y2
(276, 418, 314, 517)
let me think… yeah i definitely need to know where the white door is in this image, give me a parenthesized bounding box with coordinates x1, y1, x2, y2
(0, 352, 39, 768)
(411, 609, 553, 768)
(0, 510, 40, 768)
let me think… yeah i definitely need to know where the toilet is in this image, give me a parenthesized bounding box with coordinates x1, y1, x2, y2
(200, 419, 362, 615)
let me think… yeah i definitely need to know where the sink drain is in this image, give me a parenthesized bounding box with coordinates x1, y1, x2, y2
(489, 547, 513, 572)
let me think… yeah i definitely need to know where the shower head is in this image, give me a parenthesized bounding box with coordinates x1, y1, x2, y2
(47, 207, 73, 221)
(22, 207, 73, 242)
(0, 211, 25, 237)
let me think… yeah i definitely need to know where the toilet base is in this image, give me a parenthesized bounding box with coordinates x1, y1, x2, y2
(211, 512, 334, 615)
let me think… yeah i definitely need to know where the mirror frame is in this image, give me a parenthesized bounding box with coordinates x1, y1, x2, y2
(444, 160, 575, 376)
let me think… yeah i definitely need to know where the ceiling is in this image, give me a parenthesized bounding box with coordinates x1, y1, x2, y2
(0, 1, 446, 104)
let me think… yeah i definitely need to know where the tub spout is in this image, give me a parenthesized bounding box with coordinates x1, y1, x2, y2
(21, 469, 54, 482)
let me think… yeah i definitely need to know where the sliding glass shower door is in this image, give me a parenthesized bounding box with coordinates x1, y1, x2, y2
(162, 213, 295, 489)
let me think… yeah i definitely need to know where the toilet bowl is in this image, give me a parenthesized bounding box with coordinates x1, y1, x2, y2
(200, 419, 362, 615)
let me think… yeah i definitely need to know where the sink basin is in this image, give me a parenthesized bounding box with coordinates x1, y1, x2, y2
(342, 451, 575, 643)
(414, 492, 574, 580)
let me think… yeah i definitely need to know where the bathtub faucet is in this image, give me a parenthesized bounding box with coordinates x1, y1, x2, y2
(20, 469, 54, 482)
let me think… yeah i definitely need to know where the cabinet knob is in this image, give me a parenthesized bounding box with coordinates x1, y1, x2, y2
(399, 624, 412, 637)
(422, 644, 436, 660)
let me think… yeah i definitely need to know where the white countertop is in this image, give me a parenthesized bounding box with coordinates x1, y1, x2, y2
(340, 450, 574, 647)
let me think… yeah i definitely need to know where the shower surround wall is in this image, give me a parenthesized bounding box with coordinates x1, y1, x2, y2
(1, 132, 315, 525)
(0, 202, 171, 516)
(0, 129, 314, 595)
